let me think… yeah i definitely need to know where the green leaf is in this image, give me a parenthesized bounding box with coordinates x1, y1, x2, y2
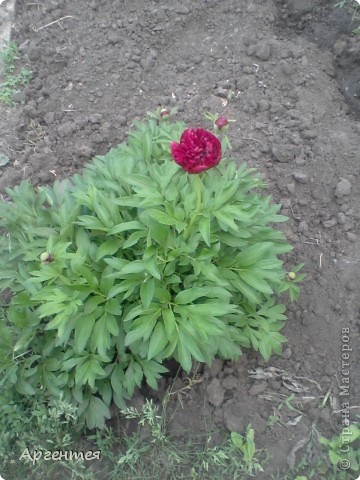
(75, 356, 106, 389)
(142, 132, 153, 160)
(201, 263, 227, 285)
(119, 261, 146, 275)
(230, 275, 261, 304)
(76, 228, 91, 252)
(121, 174, 157, 189)
(111, 364, 126, 400)
(240, 271, 273, 294)
(95, 239, 121, 261)
(178, 325, 204, 364)
(186, 302, 237, 317)
(78, 266, 99, 289)
(124, 313, 157, 346)
(113, 196, 140, 208)
(76, 215, 109, 231)
(147, 322, 167, 359)
(99, 381, 112, 406)
(105, 298, 122, 316)
(162, 308, 177, 338)
(61, 356, 85, 371)
(235, 243, 272, 267)
(174, 287, 212, 305)
(176, 334, 192, 372)
(231, 432, 244, 450)
(146, 209, 175, 225)
(124, 359, 143, 396)
(104, 257, 129, 271)
(16, 378, 36, 395)
(84, 396, 111, 429)
(213, 208, 238, 231)
(107, 221, 144, 236)
(122, 230, 147, 248)
(199, 217, 211, 246)
(123, 304, 145, 322)
(212, 181, 239, 210)
(74, 314, 96, 353)
(142, 360, 168, 390)
(190, 315, 225, 336)
(143, 256, 161, 280)
(105, 313, 119, 336)
(93, 201, 113, 228)
(140, 278, 155, 308)
(84, 296, 105, 315)
(328, 450, 343, 466)
(99, 268, 114, 294)
(258, 339, 272, 361)
(92, 315, 111, 357)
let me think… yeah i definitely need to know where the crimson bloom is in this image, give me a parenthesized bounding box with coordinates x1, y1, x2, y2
(170, 128, 222, 174)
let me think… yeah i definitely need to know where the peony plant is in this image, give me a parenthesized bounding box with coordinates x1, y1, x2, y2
(0, 109, 297, 428)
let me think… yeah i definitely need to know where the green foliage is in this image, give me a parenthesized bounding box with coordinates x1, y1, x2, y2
(0, 111, 296, 428)
(92, 400, 267, 479)
(0, 389, 97, 480)
(0, 41, 32, 104)
(1, 382, 267, 480)
(335, 0, 360, 34)
(320, 422, 360, 475)
(273, 420, 360, 480)
(231, 425, 263, 475)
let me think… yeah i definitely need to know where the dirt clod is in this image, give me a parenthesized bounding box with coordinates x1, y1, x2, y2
(335, 177, 352, 197)
(206, 378, 225, 407)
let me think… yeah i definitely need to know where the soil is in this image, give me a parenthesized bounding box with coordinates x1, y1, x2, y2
(1, 0, 360, 478)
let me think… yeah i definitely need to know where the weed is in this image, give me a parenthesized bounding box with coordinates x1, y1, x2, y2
(267, 412, 281, 429)
(24, 119, 46, 151)
(335, 0, 360, 34)
(319, 421, 360, 476)
(0, 40, 19, 76)
(230, 425, 264, 475)
(1, 370, 268, 480)
(0, 41, 32, 104)
(0, 390, 96, 480)
(272, 419, 360, 480)
(89, 399, 267, 480)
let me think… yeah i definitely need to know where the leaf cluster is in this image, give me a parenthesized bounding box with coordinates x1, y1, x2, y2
(0, 41, 32, 104)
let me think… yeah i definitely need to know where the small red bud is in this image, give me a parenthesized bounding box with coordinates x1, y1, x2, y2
(160, 108, 170, 118)
(215, 115, 229, 130)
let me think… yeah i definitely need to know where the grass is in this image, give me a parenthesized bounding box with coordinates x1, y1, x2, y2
(4, 388, 358, 480)
(0, 40, 32, 104)
(0, 386, 267, 480)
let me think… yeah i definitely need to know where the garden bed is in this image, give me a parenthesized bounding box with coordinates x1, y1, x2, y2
(0, 0, 359, 479)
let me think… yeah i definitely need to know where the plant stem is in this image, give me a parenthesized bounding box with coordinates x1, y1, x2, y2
(183, 174, 202, 240)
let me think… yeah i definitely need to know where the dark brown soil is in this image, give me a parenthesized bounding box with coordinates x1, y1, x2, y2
(1, 0, 359, 478)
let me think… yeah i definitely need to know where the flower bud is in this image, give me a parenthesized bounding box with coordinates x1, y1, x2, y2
(40, 251, 53, 263)
(215, 115, 229, 130)
(287, 272, 296, 280)
(160, 108, 170, 119)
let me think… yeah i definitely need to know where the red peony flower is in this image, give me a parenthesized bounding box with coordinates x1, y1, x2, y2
(215, 115, 229, 130)
(170, 128, 222, 174)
